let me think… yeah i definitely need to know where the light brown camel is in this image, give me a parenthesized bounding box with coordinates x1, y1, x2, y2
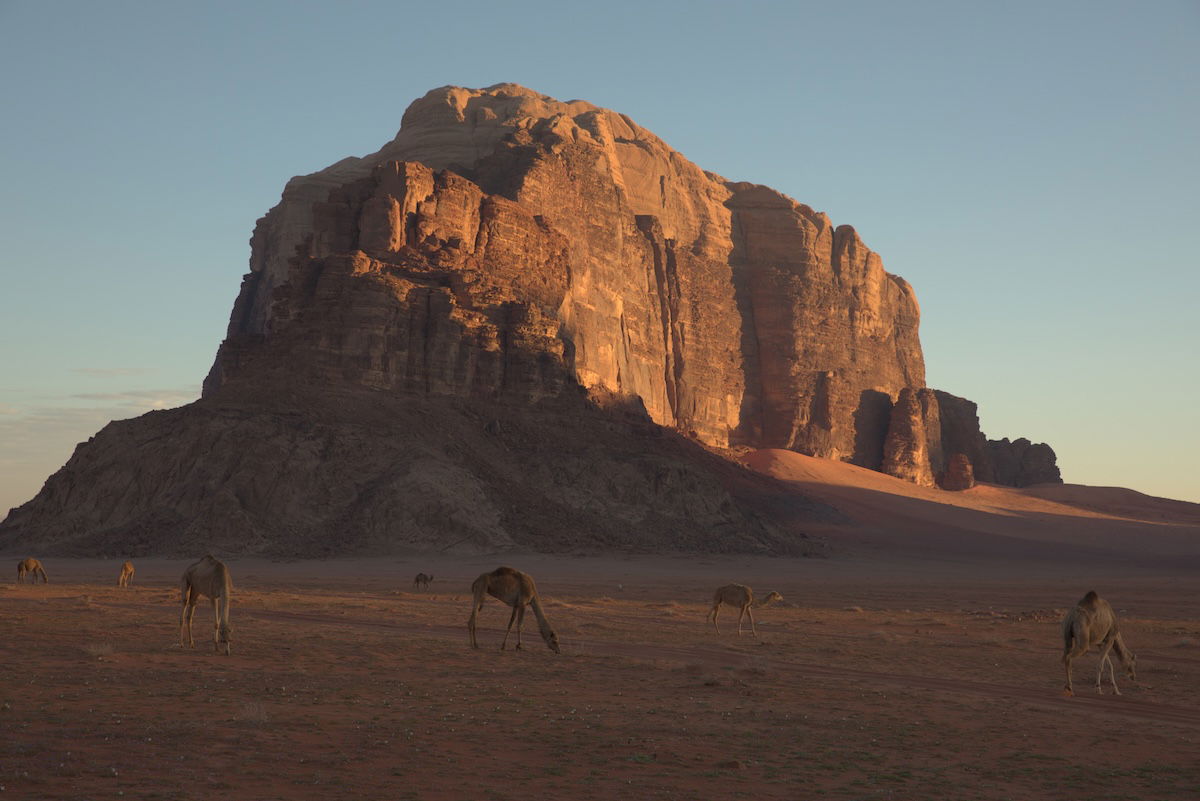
(16, 558, 48, 584)
(118, 560, 135, 588)
(1062, 590, 1137, 696)
(707, 583, 783, 637)
(180, 555, 233, 655)
(467, 566, 559, 653)
(413, 572, 433, 590)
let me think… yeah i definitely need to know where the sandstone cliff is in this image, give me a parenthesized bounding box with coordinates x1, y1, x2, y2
(206, 84, 925, 461)
(1, 84, 1058, 555)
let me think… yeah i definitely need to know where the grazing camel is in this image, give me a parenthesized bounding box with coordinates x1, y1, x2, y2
(413, 572, 433, 590)
(16, 558, 48, 584)
(467, 567, 560, 653)
(180, 555, 233, 655)
(118, 560, 135, 588)
(707, 583, 783, 638)
(1062, 590, 1137, 696)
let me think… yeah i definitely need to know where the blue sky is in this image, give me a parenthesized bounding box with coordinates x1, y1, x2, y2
(2, 0, 1197, 512)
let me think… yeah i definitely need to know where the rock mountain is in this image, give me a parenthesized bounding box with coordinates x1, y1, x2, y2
(0, 84, 1059, 556)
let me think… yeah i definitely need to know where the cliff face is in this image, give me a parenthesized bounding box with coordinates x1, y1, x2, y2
(206, 84, 925, 460)
(878, 390, 1061, 490)
(2, 84, 1058, 556)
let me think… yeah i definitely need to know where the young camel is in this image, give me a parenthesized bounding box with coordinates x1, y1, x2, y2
(467, 567, 560, 653)
(180, 555, 233, 655)
(16, 558, 48, 584)
(413, 572, 433, 590)
(1062, 590, 1137, 696)
(118, 560, 135, 588)
(707, 583, 783, 637)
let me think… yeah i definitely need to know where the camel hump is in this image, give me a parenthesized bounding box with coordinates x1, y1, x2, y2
(491, 566, 521, 578)
(1080, 590, 1099, 606)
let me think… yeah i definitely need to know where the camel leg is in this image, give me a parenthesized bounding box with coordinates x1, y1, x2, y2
(514, 606, 527, 650)
(736, 605, 747, 636)
(186, 600, 198, 647)
(211, 597, 221, 653)
(1096, 640, 1117, 694)
(747, 605, 758, 638)
(501, 605, 519, 650)
(1096, 642, 1121, 695)
(1104, 655, 1121, 695)
(710, 604, 722, 634)
(180, 592, 195, 648)
(468, 608, 479, 649)
(1063, 654, 1074, 696)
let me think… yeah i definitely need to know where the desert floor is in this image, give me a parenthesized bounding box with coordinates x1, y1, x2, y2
(3, 551, 1199, 801)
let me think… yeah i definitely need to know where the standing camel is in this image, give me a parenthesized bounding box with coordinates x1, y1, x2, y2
(1062, 590, 1137, 696)
(707, 583, 783, 637)
(16, 558, 48, 584)
(467, 567, 560, 653)
(413, 572, 433, 590)
(180, 555, 233, 655)
(118, 560, 135, 588)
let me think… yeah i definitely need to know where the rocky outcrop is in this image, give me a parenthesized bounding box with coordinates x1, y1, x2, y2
(206, 84, 924, 461)
(880, 389, 1060, 489)
(0, 384, 832, 557)
(2, 84, 1059, 556)
(941, 453, 976, 491)
(881, 387, 937, 487)
(989, 438, 1062, 487)
(931, 391, 994, 484)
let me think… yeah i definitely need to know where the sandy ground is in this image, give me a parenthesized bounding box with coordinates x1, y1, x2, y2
(3, 452, 1198, 800)
(2, 551, 1199, 801)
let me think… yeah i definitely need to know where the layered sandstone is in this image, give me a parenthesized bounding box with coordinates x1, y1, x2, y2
(2, 84, 1058, 556)
(206, 84, 925, 460)
(879, 389, 1061, 489)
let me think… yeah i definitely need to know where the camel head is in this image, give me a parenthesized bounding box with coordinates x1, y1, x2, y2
(541, 628, 561, 654)
(218, 623, 233, 655)
(1124, 652, 1137, 682)
(762, 591, 783, 605)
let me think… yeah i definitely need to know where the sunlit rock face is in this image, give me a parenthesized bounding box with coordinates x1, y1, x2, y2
(2, 84, 1063, 558)
(878, 390, 1061, 489)
(206, 83, 926, 460)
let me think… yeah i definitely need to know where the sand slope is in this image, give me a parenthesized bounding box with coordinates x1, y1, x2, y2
(742, 449, 1200, 565)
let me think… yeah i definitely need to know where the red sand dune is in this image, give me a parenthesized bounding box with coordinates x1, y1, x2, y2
(742, 449, 1200, 565)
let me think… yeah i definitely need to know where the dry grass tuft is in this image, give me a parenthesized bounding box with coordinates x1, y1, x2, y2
(82, 643, 114, 659)
(235, 701, 270, 726)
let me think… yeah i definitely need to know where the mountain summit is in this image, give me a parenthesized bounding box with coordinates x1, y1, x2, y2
(1, 85, 1058, 555)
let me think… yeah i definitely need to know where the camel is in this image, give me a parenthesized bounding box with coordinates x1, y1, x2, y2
(707, 583, 783, 637)
(180, 555, 233, 655)
(16, 558, 48, 584)
(118, 560, 135, 588)
(1062, 590, 1137, 696)
(467, 566, 560, 653)
(413, 572, 433, 590)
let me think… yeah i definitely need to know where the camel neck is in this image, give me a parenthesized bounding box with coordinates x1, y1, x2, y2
(529, 596, 553, 633)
